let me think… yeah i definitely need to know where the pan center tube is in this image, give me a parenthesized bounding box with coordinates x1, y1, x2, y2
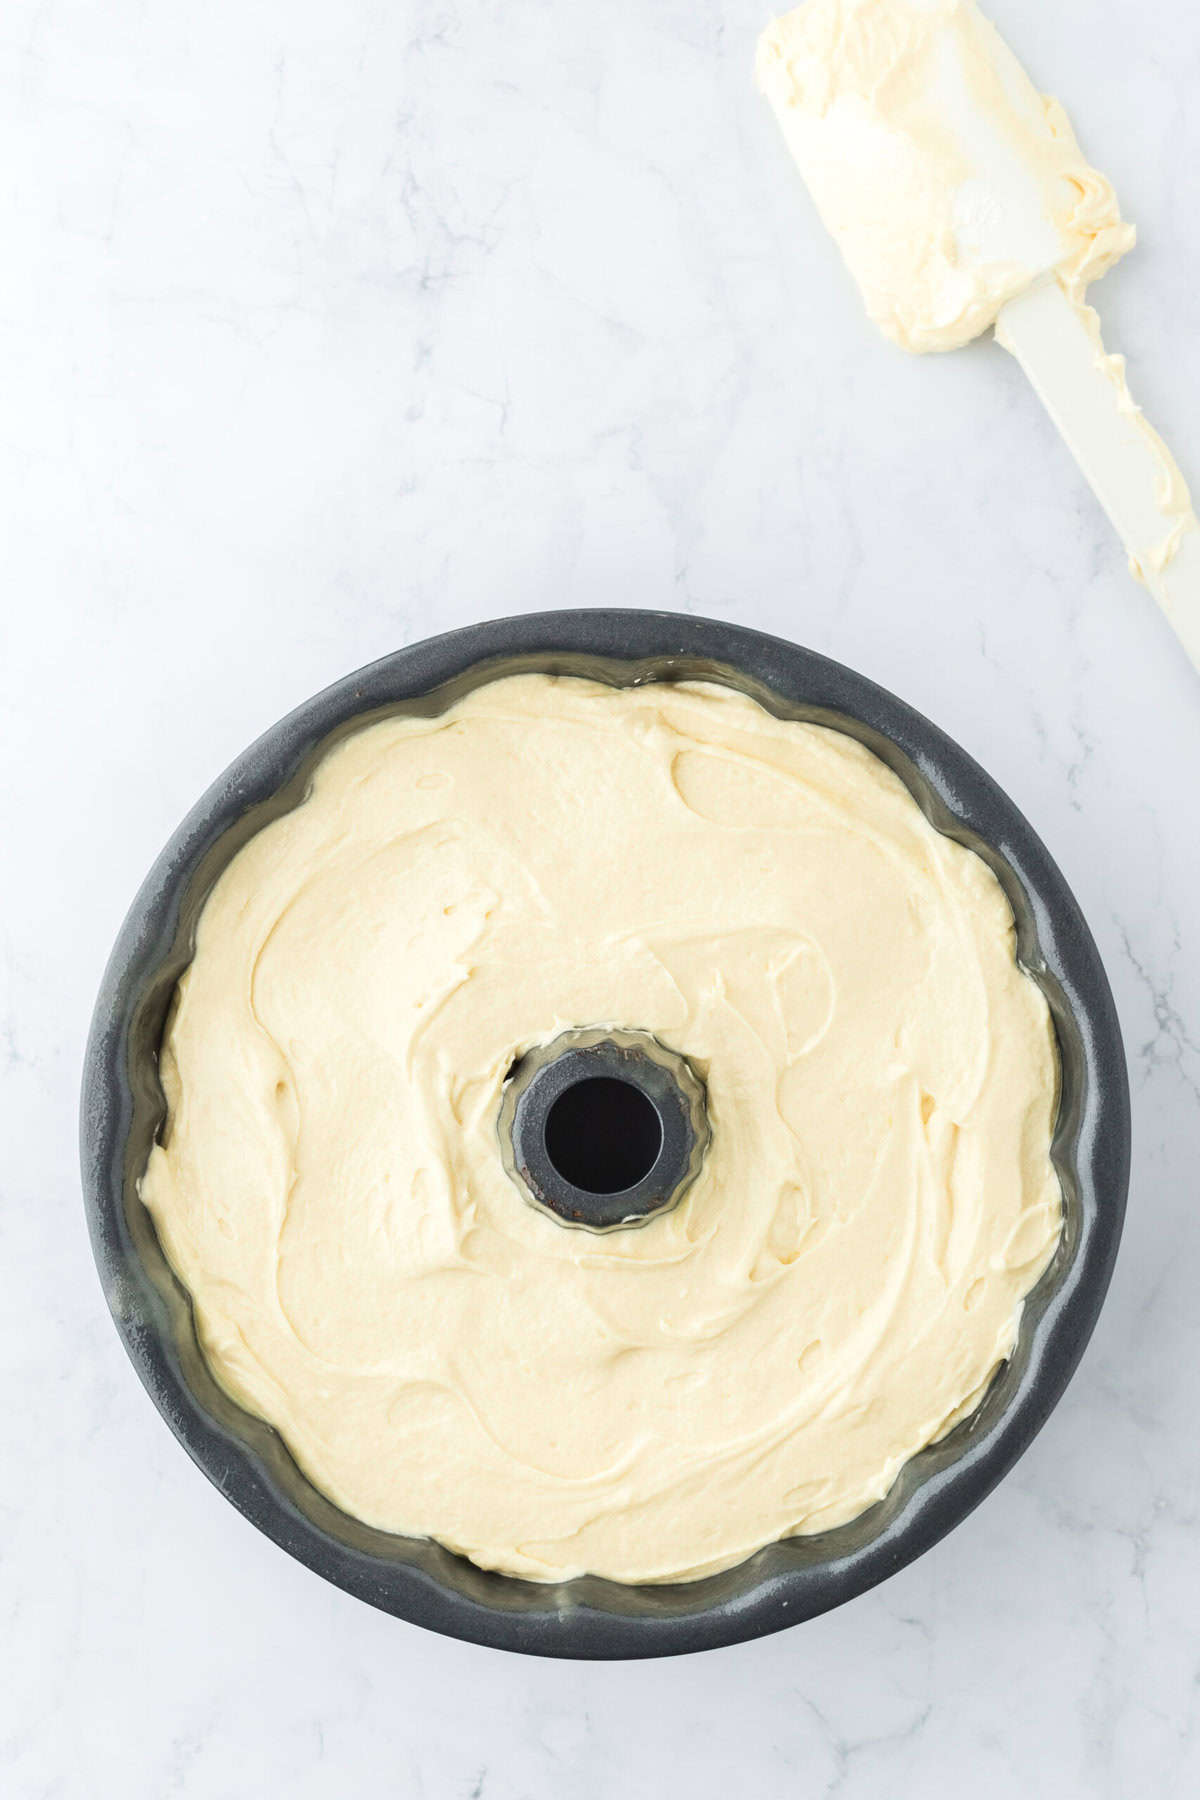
(499, 1028, 710, 1231)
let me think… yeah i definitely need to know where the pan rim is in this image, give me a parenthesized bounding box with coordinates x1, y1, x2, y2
(80, 608, 1130, 1658)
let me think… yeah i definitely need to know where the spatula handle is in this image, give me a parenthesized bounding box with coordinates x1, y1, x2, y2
(997, 278, 1200, 674)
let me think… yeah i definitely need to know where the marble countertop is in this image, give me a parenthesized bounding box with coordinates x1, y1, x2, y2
(4, 0, 1199, 1793)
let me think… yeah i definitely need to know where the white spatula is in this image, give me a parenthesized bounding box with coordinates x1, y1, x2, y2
(997, 280, 1200, 668)
(758, 0, 1200, 674)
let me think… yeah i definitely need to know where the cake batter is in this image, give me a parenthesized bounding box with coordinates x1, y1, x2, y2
(141, 675, 1062, 1582)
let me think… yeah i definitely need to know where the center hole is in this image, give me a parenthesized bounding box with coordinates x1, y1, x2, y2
(543, 1076, 663, 1196)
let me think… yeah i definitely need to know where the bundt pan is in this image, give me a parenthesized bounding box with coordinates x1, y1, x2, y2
(80, 611, 1130, 1658)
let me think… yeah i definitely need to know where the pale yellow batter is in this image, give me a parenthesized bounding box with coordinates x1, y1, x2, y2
(141, 675, 1062, 1583)
(757, 0, 1134, 354)
(757, 0, 1197, 573)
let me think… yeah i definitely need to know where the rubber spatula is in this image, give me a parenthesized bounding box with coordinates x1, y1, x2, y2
(758, 0, 1200, 674)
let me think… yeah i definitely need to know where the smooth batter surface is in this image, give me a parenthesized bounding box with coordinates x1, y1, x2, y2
(141, 676, 1062, 1583)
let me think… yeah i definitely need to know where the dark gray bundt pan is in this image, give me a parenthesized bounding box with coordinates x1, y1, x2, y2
(80, 610, 1130, 1658)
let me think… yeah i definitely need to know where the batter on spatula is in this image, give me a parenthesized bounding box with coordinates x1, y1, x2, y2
(758, 0, 1200, 661)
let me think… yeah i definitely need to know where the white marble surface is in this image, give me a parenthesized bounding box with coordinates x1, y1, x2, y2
(3, 0, 1200, 1792)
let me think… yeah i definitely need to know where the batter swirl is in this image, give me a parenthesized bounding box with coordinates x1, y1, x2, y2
(141, 675, 1061, 1582)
